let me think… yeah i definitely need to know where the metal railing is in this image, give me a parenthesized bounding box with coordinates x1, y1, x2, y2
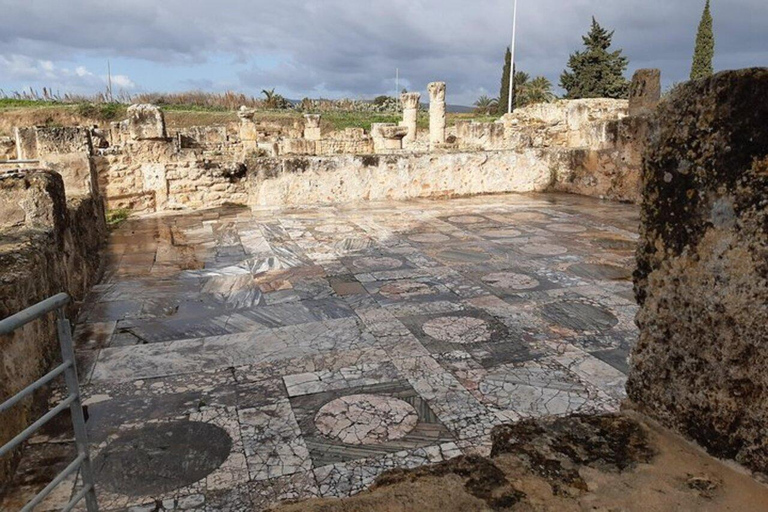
(0, 293, 99, 512)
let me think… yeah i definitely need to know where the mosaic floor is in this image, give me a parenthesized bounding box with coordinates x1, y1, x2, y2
(2, 193, 641, 511)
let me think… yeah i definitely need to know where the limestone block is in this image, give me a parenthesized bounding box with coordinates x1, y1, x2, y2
(281, 138, 318, 155)
(14, 127, 38, 160)
(627, 69, 768, 474)
(379, 125, 408, 151)
(0, 170, 66, 231)
(127, 104, 167, 140)
(628, 69, 661, 117)
(428, 82, 446, 147)
(304, 114, 322, 141)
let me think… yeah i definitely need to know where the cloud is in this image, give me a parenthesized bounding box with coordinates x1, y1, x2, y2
(0, 0, 765, 104)
(0, 54, 136, 95)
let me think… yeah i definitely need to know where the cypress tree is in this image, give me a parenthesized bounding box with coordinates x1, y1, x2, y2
(560, 17, 629, 99)
(497, 47, 511, 115)
(690, 0, 715, 80)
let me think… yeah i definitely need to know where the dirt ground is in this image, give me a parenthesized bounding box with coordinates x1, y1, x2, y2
(272, 413, 768, 512)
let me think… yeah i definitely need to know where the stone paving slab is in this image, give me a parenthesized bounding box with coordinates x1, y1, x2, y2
(0, 193, 640, 512)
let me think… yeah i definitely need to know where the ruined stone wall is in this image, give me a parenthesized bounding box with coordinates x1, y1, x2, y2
(247, 150, 559, 206)
(0, 170, 106, 485)
(549, 116, 650, 203)
(95, 141, 249, 212)
(627, 69, 768, 474)
(12, 126, 99, 197)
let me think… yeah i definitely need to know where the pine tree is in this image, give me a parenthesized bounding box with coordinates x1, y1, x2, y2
(690, 0, 715, 80)
(497, 47, 511, 115)
(560, 17, 629, 99)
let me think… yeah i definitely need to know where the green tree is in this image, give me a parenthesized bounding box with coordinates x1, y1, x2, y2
(497, 47, 512, 115)
(690, 0, 715, 80)
(560, 17, 629, 99)
(474, 95, 499, 115)
(520, 76, 556, 106)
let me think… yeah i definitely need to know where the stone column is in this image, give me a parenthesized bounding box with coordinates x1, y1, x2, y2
(427, 82, 446, 148)
(399, 92, 421, 145)
(237, 106, 258, 151)
(304, 114, 322, 141)
(628, 69, 661, 117)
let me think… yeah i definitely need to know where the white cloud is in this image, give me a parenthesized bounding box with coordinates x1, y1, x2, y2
(0, 54, 136, 95)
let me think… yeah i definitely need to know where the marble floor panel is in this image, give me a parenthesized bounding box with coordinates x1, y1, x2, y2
(0, 193, 642, 512)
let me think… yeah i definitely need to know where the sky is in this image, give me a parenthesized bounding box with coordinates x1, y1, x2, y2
(0, 0, 766, 106)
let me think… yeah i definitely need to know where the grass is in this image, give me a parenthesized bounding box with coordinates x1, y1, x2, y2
(0, 98, 66, 109)
(0, 97, 503, 133)
(106, 209, 130, 229)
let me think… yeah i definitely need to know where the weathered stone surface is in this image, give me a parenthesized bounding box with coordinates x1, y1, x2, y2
(428, 82, 446, 147)
(628, 68, 768, 474)
(629, 69, 661, 117)
(273, 413, 768, 511)
(127, 103, 167, 140)
(400, 92, 421, 145)
(303, 114, 322, 141)
(0, 170, 106, 485)
(247, 150, 558, 206)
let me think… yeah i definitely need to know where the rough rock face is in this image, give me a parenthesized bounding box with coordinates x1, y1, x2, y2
(628, 69, 661, 117)
(628, 68, 768, 474)
(272, 413, 768, 511)
(0, 170, 106, 485)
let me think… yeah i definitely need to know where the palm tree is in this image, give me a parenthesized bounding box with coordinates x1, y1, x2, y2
(524, 77, 556, 105)
(514, 73, 555, 108)
(261, 88, 289, 109)
(474, 95, 499, 115)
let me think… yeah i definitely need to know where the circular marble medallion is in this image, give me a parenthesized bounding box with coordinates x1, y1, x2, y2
(447, 215, 486, 224)
(422, 316, 492, 344)
(546, 223, 587, 233)
(519, 243, 568, 256)
(353, 256, 402, 271)
(480, 228, 522, 238)
(379, 280, 435, 298)
(94, 421, 232, 496)
(315, 224, 354, 234)
(408, 233, 452, 244)
(481, 272, 540, 290)
(315, 394, 418, 445)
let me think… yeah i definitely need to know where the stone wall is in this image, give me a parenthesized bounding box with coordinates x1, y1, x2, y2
(16, 93, 656, 212)
(247, 150, 559, 206)
(550, 116, 650, 203)
(94, 141, 249, 212)
(0, 169, 106, 485)
(13, 126, 98, 197)
(627, 69, 768, 474)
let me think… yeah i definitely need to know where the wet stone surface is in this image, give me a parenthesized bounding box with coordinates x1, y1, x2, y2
(1, 193, 640, 511)
(94, 421, 233, 496)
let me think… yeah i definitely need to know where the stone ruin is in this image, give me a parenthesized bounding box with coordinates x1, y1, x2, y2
(0, 73, 665, 215)
(2, 68, 767, 509)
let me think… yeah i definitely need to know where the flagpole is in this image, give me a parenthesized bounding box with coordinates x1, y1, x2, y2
(507, 0, 518, 113)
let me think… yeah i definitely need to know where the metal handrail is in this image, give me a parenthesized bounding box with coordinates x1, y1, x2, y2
(0, 293, 99, 511)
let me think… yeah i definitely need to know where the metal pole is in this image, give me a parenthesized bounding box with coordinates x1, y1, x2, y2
(396, 68, 400, 107)
(57, 310, 100, 511)
(507, 0, 518, 114)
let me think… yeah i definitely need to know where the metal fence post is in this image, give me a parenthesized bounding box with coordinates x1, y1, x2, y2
(56, 310, 99, 512)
